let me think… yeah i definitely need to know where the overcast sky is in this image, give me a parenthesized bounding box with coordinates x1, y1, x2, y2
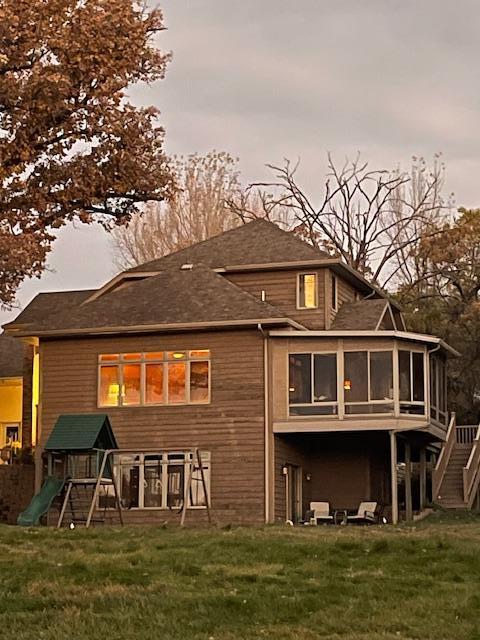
(2, 0, 480, 326)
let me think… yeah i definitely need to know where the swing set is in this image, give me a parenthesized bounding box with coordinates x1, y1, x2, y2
(23, 414, 211, 528)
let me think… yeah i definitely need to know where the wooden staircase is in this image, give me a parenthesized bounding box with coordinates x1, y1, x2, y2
(433, 417, 480, 510)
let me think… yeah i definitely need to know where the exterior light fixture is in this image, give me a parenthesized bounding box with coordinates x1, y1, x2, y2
(305, 473, 312, 482)
(172, 352, 185, 359)
(282, 465, 288, 476)
(344, 379, 351, 390)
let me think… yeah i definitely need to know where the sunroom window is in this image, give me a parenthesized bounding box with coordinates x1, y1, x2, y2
(289, 353, 337, 415)
(398, 350, 425, 415)
(98, 351, 210, 407)
(430, 354, 447, 424)
(344, 350, 394, 414)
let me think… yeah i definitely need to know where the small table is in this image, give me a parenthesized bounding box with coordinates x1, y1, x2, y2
(333, 509, 348, 525)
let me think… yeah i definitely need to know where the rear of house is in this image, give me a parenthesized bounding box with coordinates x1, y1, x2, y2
(5, 220, 472, 526)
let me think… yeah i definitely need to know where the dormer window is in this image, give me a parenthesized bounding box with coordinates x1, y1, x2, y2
(297, 273, 318, 309)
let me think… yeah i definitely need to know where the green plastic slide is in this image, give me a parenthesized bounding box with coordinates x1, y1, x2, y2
(17, 476, 66, 526)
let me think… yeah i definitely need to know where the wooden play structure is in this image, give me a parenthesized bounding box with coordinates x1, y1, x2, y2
(18, 414, 211, 528)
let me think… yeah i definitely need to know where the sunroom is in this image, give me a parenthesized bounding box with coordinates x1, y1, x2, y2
(269, 330, 458, 437)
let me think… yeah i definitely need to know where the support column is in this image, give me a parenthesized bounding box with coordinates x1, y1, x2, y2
(405, 441, 413, 522)
(419, 447, 427, 511)
(390, 431, 398, 524)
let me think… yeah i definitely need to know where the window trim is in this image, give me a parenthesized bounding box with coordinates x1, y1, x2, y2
(296, 272, 318, 310)
(97, 351, 211, 408)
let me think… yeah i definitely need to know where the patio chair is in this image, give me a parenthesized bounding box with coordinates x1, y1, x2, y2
(309, 501, 334, 524)
(346, 501, 378, 524)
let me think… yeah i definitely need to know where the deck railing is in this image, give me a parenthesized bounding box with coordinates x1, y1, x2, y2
(463, 423, 480, 507)
(456, 424, 478, 445)
(432, 412, 456, 500)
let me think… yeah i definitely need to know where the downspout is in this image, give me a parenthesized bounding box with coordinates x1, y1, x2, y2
(258, 323, 270, 523)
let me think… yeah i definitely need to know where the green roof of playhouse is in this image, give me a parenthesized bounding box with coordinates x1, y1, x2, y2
(44, 414, 118, 451)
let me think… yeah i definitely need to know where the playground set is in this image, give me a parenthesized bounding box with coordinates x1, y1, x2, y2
(17, 414, 211, 528)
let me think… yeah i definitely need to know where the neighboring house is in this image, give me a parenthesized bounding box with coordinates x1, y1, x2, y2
(3, 219, 469, 524)
(0, 334, 24, 453)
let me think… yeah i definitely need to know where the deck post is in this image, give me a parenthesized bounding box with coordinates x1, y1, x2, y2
(405, 441, 413, 522)
(419, 447, 427, 510)
(390, 431, 398, 524)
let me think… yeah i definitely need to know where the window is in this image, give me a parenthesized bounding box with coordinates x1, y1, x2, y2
(344, 350, 393, 414)
(4, 424, 20, 446)
(99, 363, 120, 407)
(398, 350, 425, 415)
(331, 274, 338, 311)
(297, 273, 318, 309)
(430, 355, 447, 424)
(98, 351, 210, 407)
(99, 451, 211, 510)
(289, 353, 337, 415)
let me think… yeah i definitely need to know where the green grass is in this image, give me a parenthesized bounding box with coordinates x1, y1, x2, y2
(2, 513, 480, 639)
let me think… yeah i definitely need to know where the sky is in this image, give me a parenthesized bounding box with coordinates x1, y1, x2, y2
(2, 0, 480, 326)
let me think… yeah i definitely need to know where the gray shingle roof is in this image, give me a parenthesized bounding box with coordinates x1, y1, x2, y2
(330, 299, 388, 331)
(128, 219, 329, 272)
(6, 266, 293, 336)
(0, 334, 24, 378)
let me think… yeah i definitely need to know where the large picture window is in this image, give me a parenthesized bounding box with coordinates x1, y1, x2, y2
(344, 350, 393, 414)
(398, 350, 425, 415)
(98, 350, 210, 407)
(289, 353, 337, 415)
(99, 451, 211, 510)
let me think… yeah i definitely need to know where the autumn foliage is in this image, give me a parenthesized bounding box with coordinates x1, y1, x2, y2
(0, 0, 174, 306)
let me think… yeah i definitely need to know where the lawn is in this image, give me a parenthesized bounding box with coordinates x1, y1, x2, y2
(1, 512, 480, 640)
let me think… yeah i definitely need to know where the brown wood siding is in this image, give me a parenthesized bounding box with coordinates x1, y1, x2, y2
(39, 329, 266, 525)
(327, 271, 358, 328)
(225, 269, 326, 330)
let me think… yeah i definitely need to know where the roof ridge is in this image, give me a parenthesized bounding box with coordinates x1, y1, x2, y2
(126, 218, 309, 273)
(127, 220, 258, 272)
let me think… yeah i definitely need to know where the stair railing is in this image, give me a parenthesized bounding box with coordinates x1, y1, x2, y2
(432, 412, 456, 501)
(463, 421, 480, 507)
(456, 424, 478, 445)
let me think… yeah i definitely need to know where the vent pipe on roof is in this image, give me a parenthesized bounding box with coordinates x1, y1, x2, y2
(261, 290, 266, 302)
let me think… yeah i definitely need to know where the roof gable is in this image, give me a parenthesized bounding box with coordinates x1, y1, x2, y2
(44, 414, 118, 451)
(330, 299, 389, 331)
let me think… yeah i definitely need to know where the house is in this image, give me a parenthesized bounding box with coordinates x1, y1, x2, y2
(0, 334, 24, 454)
(3, 219, 473, 525)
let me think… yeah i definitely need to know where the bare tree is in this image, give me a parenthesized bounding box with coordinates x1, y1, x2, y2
(111, 151, 243, 269)
(241, 153, 449, 287)
(385, 154, 453, 290)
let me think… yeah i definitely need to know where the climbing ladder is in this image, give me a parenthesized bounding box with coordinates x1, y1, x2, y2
(433, 415, 480, 509)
